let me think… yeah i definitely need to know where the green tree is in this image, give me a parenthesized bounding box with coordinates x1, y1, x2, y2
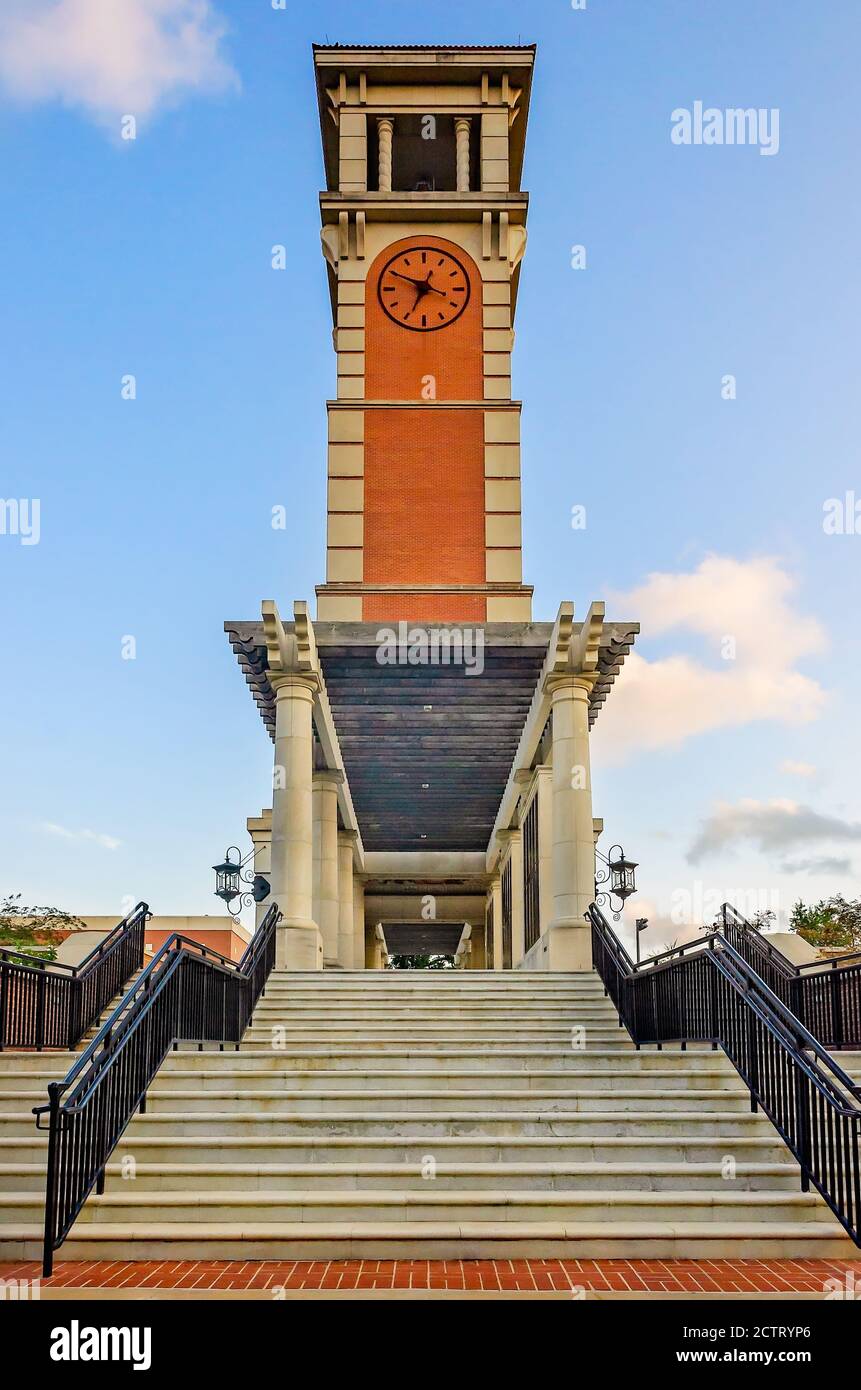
(0, 895, 87, 964)
(790, 895, 861, 952)
(386, 953, 455, 970)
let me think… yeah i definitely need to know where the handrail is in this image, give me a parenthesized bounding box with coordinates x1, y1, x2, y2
(721, 903, 861, 974)
(0, 903, 149, 1050)
(588, 903, 861, 1247)
(0, 909, 142, 974)
(33, 902, 281, 1276)
(720, 903, 861, 1049)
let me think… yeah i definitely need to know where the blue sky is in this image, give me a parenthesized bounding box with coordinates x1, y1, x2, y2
(0, 1, 859, 943)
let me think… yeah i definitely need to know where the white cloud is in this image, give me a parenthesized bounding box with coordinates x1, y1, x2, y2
(593, 555, 827, 763)
(686, 798, 861, 865)
(41, 822, 122, 851)
(780, 759, 818, 778)
(779, 854, 852, 876)
(0, 0, 238, 125)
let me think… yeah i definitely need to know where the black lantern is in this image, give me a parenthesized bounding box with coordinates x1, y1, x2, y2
(609, 849, 638, 903)
(212, 846, 270, 916)
(213, 848, 243, 905)
(595, 843, 638, 920)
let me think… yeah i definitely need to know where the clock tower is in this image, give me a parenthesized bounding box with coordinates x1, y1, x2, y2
(313, 45, 536, 624)
(228, 42, 640, 979)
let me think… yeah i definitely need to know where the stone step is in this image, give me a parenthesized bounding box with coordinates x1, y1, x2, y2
(260, 978, 609, 989)
(148, 1065, 739, 1093)
(265, 972, 596, 983)
(5, 1220, 856, 1262)
(257, 992, 606, 1002)
(0, 1087, 758, 1117)
(0, 1108, 778, 1139)
(239, 1039, 642, 1056)
(0, 1050, 728, 1084)
(0, 1187, 836, 1228)
(249, 1007, 619, 1022)
(0, 1065, 739, 1095)
(195, 1045, 717, 1070)
(0, 1133, 792, 1167)
(240, 1029, 630, 1046)
(0, 1159, 799, 1193)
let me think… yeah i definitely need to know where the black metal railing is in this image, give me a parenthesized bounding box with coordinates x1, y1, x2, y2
(0, 903, 149, 1051)
(720, 904, 861, 1049)
(33, 902, 281, 1276)
(588, 903, 861, 1248)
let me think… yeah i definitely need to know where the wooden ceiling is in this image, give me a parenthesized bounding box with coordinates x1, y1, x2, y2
(318, 641, 546, 852)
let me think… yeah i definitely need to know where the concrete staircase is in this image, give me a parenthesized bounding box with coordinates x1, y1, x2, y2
(1, 970, 859, 1262)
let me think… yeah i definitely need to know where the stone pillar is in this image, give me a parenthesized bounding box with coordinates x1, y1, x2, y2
(506, 828, 526, 969)
(313, 770, 343, 969)
(366, 922, 385, 970)
(489, 875, 504, 972)
(536, 765, 554, 935)
(246, 812, 272, 932)
(337, 831, 356, 970)
(270, 676, 322, 970)
(352, 875, 366, 970)
(377, 117, 394, 192)
(455, 117, 471, 192)
(546, 676, 596, 970)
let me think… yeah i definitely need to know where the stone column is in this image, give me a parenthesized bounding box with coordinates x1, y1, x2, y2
(455, 117, 471, 192)
(246, 812, 272, 932)
(536, 765, 554, 936)
(352, 875, 366, 970)
(270, 675, 322, 970)
(546, 676, 596, 970)
(377, 117, 394, 192)
(507, 828, 526, 969)
(366, 922, 385, 970)
(337, 831, 356, 970)
(312, 770, 343, 969)
(489, 875, 504, 972)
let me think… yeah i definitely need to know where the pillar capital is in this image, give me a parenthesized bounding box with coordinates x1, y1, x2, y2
(545, 672, 597, 699)
(313, 768, 345, 788)
(498, 825, 522, 847)
(270, 671, 319, 699)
